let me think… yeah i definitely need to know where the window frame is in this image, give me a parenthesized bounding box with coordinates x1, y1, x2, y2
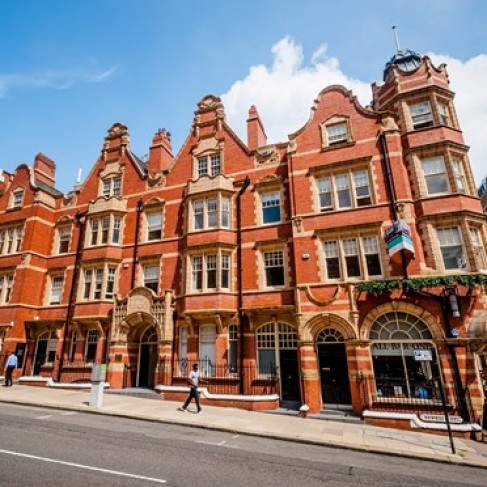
(421, 156, 450, 196)
(87, 215, 124, 247)
(85, 329, 99, 363)
(190, 194, 231, 231)
(261, 190, 282, 225)
(49, 275, 64, 305)
(0, 224, 24, 256)
(11, 188, 24, 208)
(0, 273, 14, 304)
(100, 176, 122, 198)
(189, 252, 232, 293)
(81, 265, 118, 301)
(146, 210, 163, 241)
(195, 153, 222, 178)
(143, 264, 159, 294)
(262, 249, 286, 288)
(436, 226, 467, 272)
(409, 100, 434, 129)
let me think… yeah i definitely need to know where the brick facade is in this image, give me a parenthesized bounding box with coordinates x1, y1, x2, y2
(1, 50, 486, 431)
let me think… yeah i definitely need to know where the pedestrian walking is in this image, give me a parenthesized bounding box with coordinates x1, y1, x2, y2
(4, 351, 18, 387)
(178, 363, 202, 413)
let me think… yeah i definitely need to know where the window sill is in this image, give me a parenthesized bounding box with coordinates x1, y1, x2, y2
(320, 140, 356, 152)
(5, 207, 21, 213)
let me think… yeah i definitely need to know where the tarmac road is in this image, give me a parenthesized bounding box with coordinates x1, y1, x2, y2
(0, 403, 485, 486)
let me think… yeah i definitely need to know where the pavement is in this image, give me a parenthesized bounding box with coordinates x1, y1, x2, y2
(1, 384, 486, 469)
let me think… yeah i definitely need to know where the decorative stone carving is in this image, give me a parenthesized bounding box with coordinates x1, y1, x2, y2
(197, 95, 224, 113)
(107, 123, 128, 139)
(88, 195, 127, 215)
(381, 115, 399, 132)
(302, 285, 341, 307)
(192, 136, 223, 157)
(254, 173, 282, 189)
(186, 173, 234, 197)
(255, 145, 280, 166)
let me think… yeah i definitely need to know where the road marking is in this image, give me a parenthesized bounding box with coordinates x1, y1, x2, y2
(0, 449, 166, 484)
(195, 440, 227, 446)
(61, 412, 77, 416)
(232, 435, 240, 439)
(36, 415, 53, 420)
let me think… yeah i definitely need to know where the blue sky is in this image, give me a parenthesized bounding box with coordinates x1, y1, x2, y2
(1, 1, 486, 191)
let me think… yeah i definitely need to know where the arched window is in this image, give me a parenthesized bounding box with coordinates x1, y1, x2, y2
(317, 328, 345, 343)
(256, 322, 297, 374)
(141, 326, 157, 343)
(369, 312, 440, 401)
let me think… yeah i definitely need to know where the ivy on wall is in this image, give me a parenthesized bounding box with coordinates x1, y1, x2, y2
(356, 274, 487, 296)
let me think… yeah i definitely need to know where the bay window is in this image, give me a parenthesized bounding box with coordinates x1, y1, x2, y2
(470, 226, 486, 270)
(191, 195, 231, 231)
(82, 265, 118, 301)
(422, 157, 449, 195)
(452, 158, 467, 193)
(190, 252, 231, 292)
(87, 215, 123, 246)
(409, 101, 433, 129)
(438, 102, 450, 126)
(436, 227, 466, 271)
(0, 274, 14, 304)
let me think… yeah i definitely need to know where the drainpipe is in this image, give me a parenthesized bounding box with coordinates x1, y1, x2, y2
(57, 211, 86, 382)
(378, 132, 408, 279)
(237, 176, 250, 395)
(131, 199, 144, 289)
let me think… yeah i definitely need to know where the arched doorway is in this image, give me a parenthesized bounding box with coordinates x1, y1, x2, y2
(256, 322, 300, 402)
(137, 326, 158, 387)
(317, 328, 351, 405)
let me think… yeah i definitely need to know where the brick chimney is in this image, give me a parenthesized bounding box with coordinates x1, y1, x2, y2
(149, 128, 173, 174)
(246, 105, 267, 151)
(33, 153, 56, 187)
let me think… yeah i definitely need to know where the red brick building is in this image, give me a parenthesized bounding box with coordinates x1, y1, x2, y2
(1, 49, 486, 432)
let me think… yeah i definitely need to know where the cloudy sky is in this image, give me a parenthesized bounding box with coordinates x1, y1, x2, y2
(1, 1, 486, 191)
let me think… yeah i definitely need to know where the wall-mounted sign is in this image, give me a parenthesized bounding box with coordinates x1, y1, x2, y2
(413, 349, 432, 361)
(385, 220, 414, 261)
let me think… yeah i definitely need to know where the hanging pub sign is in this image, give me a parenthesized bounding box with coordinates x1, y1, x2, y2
(385, 220, 414, 261)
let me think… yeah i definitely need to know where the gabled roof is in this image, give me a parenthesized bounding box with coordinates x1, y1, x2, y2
(34, 178, 64, 197)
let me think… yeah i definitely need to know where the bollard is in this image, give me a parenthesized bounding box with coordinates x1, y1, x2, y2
(89, 363, 106, 408)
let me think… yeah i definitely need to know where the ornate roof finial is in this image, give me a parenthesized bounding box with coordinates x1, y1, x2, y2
(392, 26, 401, 53)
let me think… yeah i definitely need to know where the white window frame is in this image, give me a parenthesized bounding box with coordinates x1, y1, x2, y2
(436, 226, 467, 272)
(199, 324, 216, 376)
(190, 195, 231, 231)
(452, 157, 467, 194)
(263, 250, 285, 288)
(87, 215, 123, 247)
(49, 275, 64, 305)
(196, 153, 222, 178)
(143, 264, 159, 294)
(261, 191, 282, 225)
(0, 273, 14, 304)
(100, 176, 122, 198)
(81, 265, 118, 301)
(326, 122, 349, 145)
(57, 226, 71, 254)
(11, 189, 24, 208)
(469, 226, 486, 270)
(421, 156, 450, 196)
(322, 235, 382, 282)
(146, 211, 163, 241)
(0, 224, 24, 255)
(189, 252, 232, 293)
(437, 102, 451, 126)
(409, 100, 433, 129)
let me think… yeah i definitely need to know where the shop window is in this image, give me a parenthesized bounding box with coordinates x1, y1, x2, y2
(263, 250, 285, 287)
(436, 227, 467, 271)
(199, 325, 216, 376)
(370, 312, 441, 401)
(261, 191, 281, 224)
(422, 156, 449, 195)
(143, 265, 159, 293)
(85, 330, 99, 363)
(409, 101, 433, 129)
(228, 324, 237, 373)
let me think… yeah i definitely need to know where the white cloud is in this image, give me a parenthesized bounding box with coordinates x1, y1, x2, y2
(0, 66, 117, 98)
(222, 37, 486, 185)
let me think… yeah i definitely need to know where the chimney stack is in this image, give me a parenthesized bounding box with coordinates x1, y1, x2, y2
(246, 105, 267, 151)
(33, 153, 56, 187)
(149, 128, 173, 174)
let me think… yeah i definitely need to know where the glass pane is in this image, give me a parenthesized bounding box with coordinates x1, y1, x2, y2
(425, 174, 448, 194)
(346, 255, 361, 277)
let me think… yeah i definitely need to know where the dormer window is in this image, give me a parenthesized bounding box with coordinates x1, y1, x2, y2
(409, 101, 433, 129)
(326, 123, 348, 145)
(197, 153, 221, 177)
(11, 189, 24, 208)
(101, 176, 121, 198)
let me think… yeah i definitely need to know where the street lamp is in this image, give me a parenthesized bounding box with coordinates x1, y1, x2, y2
(445, 287, 461, 318)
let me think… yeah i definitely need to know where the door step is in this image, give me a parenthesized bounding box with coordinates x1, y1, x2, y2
(106, 388, 161, 400)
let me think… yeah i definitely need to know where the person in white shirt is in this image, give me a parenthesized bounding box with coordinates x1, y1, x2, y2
(178, 363, 202, 413)
(4, 351, 18, 387)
